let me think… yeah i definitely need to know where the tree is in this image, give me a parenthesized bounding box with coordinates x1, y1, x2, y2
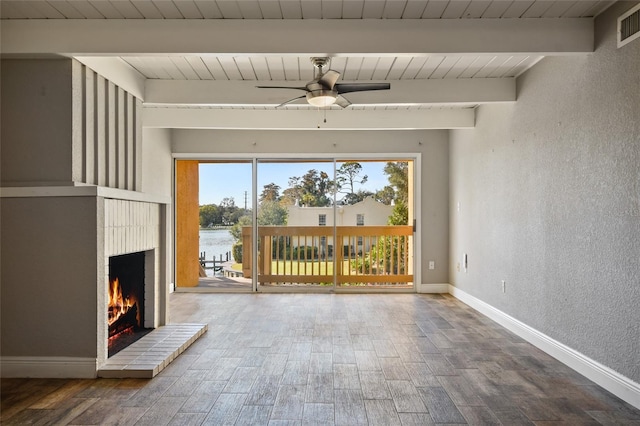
(340, 189, 375, 205)
(260, 183, 281, 203)
(199, 204, 221, 228)
(285, 169, 335, 207)
(258, 200, 287, 226)
(375, 185, 396, 205)
(336, 161, 368, 204)
(384, 162, 409, 205)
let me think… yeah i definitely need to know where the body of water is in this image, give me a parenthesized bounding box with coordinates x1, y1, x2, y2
(199, 228, 234, 263)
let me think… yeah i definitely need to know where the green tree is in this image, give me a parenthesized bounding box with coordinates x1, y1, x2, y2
(199, 204, 221, 227)
(258, 200, 287, 226)
(341, 189, 375, 205)
(384, 162, 409, 205)
(285, 169, 335, 207)
(336, 161, 368, 204)
(260, 183, 281, 203)
(375, 185, 396, 205)
(229, 214, 252, 242)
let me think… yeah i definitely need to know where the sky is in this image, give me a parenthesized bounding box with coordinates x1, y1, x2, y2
(199, 160, 390, 207)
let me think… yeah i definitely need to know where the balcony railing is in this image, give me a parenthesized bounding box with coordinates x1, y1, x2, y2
(242, 225, 413, 287)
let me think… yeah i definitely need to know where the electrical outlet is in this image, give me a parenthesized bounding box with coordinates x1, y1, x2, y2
(428, 261, 435, 270)
(501, 280, 506, 293)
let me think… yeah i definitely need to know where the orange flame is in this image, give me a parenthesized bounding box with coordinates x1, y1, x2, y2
(108, 277, 136, 326)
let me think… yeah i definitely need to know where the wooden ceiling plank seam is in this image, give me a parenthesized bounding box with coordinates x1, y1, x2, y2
(29, 1, 66, 19)
(67, 0, 107, 18)
(429, 55, 461, 79)
(300, 57, 315, 82)
(401, 1, 428, 19)
(193, 0, 223, 18)
(46, 1, 86, 19)
(457, 56, 493, 79)
(265, 56, 286, 80)
(415, 55, 446, 79)
(470, 56, 500, 78)
(170, 56, 201, 80)
(217, 56, 244, 80)
(130, 1, 164, 19)
(441, 1, 471, 19)
(173, 0, 205, 19)
(234, 56, 258, 80)
(501, 0, 535, 18)
(442, 55, 476, 79)
(184, 56, 215, 80)
(121, 57, 159, 79)
(486, 55, 518, 78)
(521, 0, 555, 18)
(385, 56, 413, 80)
(215, 1, 243, 18)
(382, 0, 407, 19)
(328, 56, 347, 76)
(421, 0, 450, 19)
(361, 0, 385, 18)
(343, 56, 364, 80)
(400, 56, 428, 80)
(542, 1, 576, 18)
(461, 1, 493, 19)
(481, 1, 514, 19)
(155, 56, 186, 79)
(257, 1, 282, 19)
(145, 57, 172, 79)
(89, 1, 126, 18)
(276, 0, 298, 19)
(371, 56, 396, 80)
(357, 57, 379, 80)
(152, 0, 184, 18)
(109, 1, 145, 19)
(301, 0, 322, 19)
(201, 57, 230, 80)
(510, 55, 543, 77)
(341, 0, 364, 19)
(282, 56, 301, 81)
(250, 57, 272, 81)
(322, 0, 343, 19)
(237, 1, 264, 19)
(494, 55, 531, 78)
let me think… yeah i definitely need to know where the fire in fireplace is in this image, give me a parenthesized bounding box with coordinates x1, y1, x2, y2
(108, 252, 151, 356)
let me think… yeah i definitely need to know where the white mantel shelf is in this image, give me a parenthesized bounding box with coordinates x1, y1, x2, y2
(0, 185, 171, 205)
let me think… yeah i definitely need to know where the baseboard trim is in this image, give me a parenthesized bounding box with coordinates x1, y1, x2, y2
(448, 285, 640, 410)
(0, 356, 98, 378)
(417, 283, 450, 293)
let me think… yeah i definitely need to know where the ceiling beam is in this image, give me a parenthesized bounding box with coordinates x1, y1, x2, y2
(2, 18, 593, 57)
(142, 108, 475, 130)
(144, 78, 515, 106)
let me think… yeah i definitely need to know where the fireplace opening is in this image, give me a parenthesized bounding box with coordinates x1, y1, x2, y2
(108, 252, 151, 357)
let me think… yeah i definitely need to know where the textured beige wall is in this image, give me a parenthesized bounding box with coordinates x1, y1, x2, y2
(172, 129, 450, 285)
(0, 197, 99, 357)
(450, 2, 640, 382)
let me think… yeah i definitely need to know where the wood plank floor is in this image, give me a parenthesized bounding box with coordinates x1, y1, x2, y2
(2, 293, 640, 425)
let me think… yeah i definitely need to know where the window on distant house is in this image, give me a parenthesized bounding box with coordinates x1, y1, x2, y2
(319, 214, 326, 226)
(357, 214, 365, 226)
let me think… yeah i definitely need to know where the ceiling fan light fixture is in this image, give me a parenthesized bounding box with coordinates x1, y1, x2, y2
(306, 90, 337, 107)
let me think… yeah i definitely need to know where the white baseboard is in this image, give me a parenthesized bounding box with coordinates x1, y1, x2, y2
(449, 285, 640, 410)
(0, 356, 98, 378)
(417, 283, 450, 293)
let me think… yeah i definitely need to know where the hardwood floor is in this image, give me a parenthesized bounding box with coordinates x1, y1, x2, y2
(2, 293, 640, 425)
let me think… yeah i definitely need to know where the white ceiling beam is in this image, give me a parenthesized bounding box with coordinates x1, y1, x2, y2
(142, 107, 475, 130)
(144, 78, 515, 106)
(1, 18, 593, 56)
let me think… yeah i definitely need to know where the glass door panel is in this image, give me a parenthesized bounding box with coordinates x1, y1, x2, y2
(256, 160, 336, 289)
(334, 159, 414, 289)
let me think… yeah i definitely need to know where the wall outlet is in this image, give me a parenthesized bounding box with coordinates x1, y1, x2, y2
(501, 280, 506, 293)
(428, 261, 435, 270)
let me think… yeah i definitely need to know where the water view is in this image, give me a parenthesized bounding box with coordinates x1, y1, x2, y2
(199, 228, 234, 276)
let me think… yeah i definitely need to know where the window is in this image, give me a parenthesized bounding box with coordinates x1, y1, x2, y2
(357, 214, 365, 226)
(319, 214, 326, 226)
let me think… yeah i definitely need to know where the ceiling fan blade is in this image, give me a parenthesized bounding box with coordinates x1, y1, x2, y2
(276, 95, 307, 108)
(335, 95, 352, 108)
(318, 70, 340, 89)
(256, 86, 308, 91)
(335, 82, 391, 94)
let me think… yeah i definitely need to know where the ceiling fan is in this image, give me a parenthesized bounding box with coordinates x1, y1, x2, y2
(257, 57, 390, 108)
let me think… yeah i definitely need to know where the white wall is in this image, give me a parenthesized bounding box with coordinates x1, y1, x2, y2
(142, 128, 173, 197)
(450, 1, 640, 385)
(172, 129, 450, 285)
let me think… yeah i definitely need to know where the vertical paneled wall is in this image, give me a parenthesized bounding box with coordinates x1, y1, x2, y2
(75, 61, 142, 191)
